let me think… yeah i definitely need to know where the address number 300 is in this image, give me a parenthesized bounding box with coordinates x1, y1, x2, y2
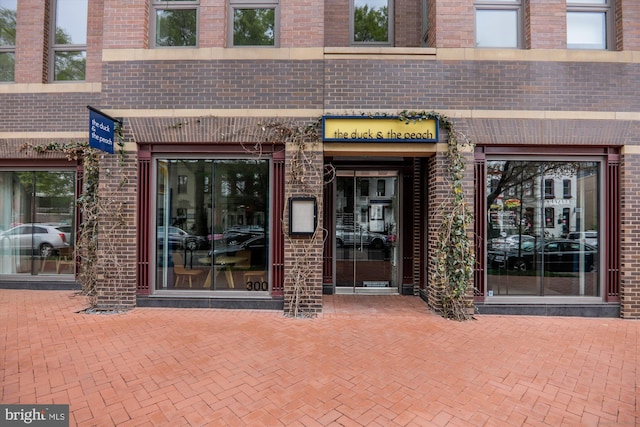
(246, 281, 269, 291)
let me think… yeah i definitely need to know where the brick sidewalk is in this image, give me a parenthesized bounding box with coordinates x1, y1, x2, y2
(1, 290, 639, 426)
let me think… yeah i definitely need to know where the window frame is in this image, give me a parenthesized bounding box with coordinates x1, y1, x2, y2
(0, 0, 17, 82)
(563, 179, 572, 199)
(350, 0, 394, 47)
(544, 178, 555, 199)
(566, 0, 612, 50)
(481, 156, 605, 300)
(151, 155, 273, 294)
(150, 0, 200, 48)
(228, 0, 280, 48)
(474, 0, 523, 49)
(50, 0, 88, 82)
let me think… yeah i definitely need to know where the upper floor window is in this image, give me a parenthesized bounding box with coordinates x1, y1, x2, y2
(0, 0, 16, 82)
(52, 0, 87, 81)
(567, 0, 611, 49)
(351, 0, 393, 46)
(229, 0, 279, 47)
(544, 178, 555, 199)
(475, 0, 522, 48)
(563, 179, 572, 198)
(152, 0, 199, 47)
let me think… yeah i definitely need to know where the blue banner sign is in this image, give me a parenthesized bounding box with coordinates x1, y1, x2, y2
(89, 108, 115, 154)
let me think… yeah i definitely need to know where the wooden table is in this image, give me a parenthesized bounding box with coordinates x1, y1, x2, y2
(199, 256, 247, 289)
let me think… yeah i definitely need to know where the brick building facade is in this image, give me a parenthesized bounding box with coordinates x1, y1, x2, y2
(1, 0, 639, 318)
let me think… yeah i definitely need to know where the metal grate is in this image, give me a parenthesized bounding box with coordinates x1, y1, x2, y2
(137, 151, 151, 294)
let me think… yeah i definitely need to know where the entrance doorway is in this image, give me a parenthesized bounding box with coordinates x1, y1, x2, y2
(335, 171, 399, 293)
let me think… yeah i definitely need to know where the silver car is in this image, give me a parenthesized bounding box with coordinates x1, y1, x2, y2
(0, 224, 70, 257)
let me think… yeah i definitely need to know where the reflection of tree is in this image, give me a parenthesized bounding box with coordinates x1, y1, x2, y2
(14, 172, 75, 220)
(156, 9, 197, 46)
(486, 161, 581, 208)
(54, 28, 85, 80)
(175, 161, 268, 237)
(0, 6, 16, 45)
(0, 5, 16, 81)
(354, 4, 388, 42)
(233, 9, 274, 46)
(0, 52, 13, 81)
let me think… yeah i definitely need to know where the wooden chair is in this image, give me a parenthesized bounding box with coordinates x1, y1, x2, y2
(233, 250, 266, 288)
(40, 246, 74, 274)
(56, 246, 75, 274)
(172, 252, 206, 288)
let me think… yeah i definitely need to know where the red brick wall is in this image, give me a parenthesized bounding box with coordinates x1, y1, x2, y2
(395, 0, 422, 47)
(199, 2, 226, 48)
(103, 0, 149, 49)
(86, 0, 103, 82)
(617, 0, 640, 51)
(620, 152, 640, 318)
(14, 0, 47, 83)
(527, 0, 565, 49)
(283, 144, 324, 316)
(280, 0, 324, 47)
(324, 0, 351, 46)
(432, 0, 474, 48)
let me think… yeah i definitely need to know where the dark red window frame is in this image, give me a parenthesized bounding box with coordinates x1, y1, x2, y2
(474, 146, 620, 302)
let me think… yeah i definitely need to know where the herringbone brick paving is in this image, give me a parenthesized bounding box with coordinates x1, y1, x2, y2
(1, 290, 639, 426)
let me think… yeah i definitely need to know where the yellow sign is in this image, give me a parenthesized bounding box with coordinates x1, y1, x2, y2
(323, 116, 438, 143)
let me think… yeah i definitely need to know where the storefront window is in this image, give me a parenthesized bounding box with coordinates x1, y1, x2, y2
(486, 160, 600, 297)
(0, 171, 76, 276)
(155, 159, 269, 292)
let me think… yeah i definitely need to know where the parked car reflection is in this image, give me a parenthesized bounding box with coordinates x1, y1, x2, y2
(0, 223, 70, 257)
(157, 226, 207, 250)
(335, 225, 389, 249)
(489, 234, 536, 251)
(489, 239, 597, 272)
(210, 234, 267, 267)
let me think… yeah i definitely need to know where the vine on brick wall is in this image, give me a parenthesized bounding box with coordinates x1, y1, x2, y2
(398, 110, 475, 320)
(23, 128, 127, 309)
(257, 112, 473, 320)
(257, 119, 328, 317)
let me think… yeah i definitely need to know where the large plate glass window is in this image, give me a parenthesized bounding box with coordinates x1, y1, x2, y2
(0, 0, 16, 82)
(475, 0, 522, 48)
(0, 171, 76, 277)
(229, 0, 279, 47)
(567, 0, 611, 50)
(152, 0, 199, 47)
(52, 0, 87, 81)
(155, 159, 269, 292)
(486, 160, 600, 297)
(351, 0, 393, 46)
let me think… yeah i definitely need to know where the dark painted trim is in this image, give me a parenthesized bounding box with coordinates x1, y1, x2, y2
(137, 296, 284, 310)
(0, 281, 81, 291)
(475, 303, 620, 318)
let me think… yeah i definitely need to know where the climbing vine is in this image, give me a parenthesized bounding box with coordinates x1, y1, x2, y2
(23, 126, 127, 308)
(255, 119, 327, 317)
(257, 112, 474, 320)
(398, 110, 475, 320)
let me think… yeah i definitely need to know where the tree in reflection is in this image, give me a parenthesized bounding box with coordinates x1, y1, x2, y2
(354, 4, 388, 42)
(233, 9, 274, 46)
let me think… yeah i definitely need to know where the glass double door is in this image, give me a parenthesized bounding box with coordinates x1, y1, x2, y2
(335, 171, 399, 292)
